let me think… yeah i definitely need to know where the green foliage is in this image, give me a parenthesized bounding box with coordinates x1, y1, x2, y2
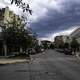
(70, 38, 79, 52)
(70, 38, 79, 48)
(50, 44, 55, 49)
(10, 0, 32, 15)
(4, 15, 37, 53)
(11, 0, 22, 5)
(43, 43, 48, 49)
(64, 42, 69, 49)
(5, 27, 37, 50)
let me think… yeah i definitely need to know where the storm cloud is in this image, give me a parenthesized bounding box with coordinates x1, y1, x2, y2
(0, 0, 80, 41)
(30, 0, 80, 40)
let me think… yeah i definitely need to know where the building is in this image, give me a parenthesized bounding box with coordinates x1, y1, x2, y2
(54, 27, 80, 49)
(0, 7, 22, 29)
(70, 27, 80, 44)
(0, 7, 22, 56)
(0, 7, 13, 28)
(54, 35, 71, 48)
(54, 36, 64, 48)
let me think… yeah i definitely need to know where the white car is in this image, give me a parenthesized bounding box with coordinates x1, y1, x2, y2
(41, 48, 44, 52)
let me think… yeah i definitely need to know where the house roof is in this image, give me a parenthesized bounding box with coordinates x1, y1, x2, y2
(70, 27, 80, 38)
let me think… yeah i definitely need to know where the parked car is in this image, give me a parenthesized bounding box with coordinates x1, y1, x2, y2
(56, 49, 64, 53)
(27, 48, 36, 55)
(64, 48, 72, 55)
(41, 48, 44, 52)
(35, 46, 44, 53)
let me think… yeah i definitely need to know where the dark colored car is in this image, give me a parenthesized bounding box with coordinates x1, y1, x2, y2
(27, 48, 36, 55)
(35, 46, 44, 53)
(64, 48, 72, 55)
(56, 49, 64, 53)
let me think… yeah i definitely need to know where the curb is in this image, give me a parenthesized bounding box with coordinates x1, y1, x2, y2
(76, 56, 80, 60)
(0, 59, 30, 66)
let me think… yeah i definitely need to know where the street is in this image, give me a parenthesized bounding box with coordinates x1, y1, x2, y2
(0, 49, 80, 80)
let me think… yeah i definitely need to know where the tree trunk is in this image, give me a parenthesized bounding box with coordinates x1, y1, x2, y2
(3, 41, 7, 57)
(20, 46, 23, 53)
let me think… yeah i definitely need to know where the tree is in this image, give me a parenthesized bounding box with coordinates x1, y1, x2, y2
(50, 44, 55, 49)
(70, 38, 79, 54)
(4, 15, 38, 54)
(0, 0, 33, 56)
(10, 0, 32, 15)
(64, 42, 69, 49)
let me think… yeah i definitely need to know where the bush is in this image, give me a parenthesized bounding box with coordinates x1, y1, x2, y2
(50, 44, 55, 49)
(15, 52, 30, 58)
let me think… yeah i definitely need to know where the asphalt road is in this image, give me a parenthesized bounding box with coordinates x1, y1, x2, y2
(0, 49, 80, 80)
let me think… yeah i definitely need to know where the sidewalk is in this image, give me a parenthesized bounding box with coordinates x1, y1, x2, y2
(75, 53, 80, 60)
(0, 58, 30, 65)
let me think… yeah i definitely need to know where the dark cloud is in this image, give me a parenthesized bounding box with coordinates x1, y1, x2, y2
(31, 2, 80, 38)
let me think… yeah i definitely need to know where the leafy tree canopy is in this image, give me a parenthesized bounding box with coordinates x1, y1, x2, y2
(10, 0, 32, 15)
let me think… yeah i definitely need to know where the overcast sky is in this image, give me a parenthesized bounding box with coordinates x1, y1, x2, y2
(0, 0, 80, 41)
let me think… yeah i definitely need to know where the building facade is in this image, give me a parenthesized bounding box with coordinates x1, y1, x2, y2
(70, 27, 80, 44)
(54, 27, 80, 49)
(0, 7, 22, 56)
(54, 35, 71, 48)
(0, 7, 22, 29)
